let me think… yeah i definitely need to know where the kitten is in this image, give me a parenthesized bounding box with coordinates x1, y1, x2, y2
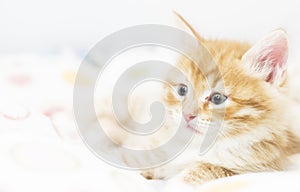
(93, 13, 300, 192)
(140, 13, 300, 191)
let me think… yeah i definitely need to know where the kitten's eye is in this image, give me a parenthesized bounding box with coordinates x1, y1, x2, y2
(177, 84, 188, 96)
(209, 92, 227, 105)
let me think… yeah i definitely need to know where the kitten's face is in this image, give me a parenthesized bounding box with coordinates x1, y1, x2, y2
(164, 30, 288, 139)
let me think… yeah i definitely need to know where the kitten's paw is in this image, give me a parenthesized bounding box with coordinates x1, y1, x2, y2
(141, 163, 188, 180)
(141, 166, 182, 180)
(140, 169, 167, 180)
(141, 170, 155, 180)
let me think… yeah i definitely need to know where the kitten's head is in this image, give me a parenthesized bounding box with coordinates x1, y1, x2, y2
(165, 27, 289, 140)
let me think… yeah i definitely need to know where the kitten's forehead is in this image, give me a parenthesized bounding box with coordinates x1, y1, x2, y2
(185, 40, 250, 91)
(176, 59, 223, 95)
(170, 40, 252, 98)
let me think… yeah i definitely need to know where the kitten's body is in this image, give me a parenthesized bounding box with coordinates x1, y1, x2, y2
(141, 17, 300, 190)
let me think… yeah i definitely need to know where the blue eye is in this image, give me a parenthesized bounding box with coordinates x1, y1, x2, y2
(177, 84, 188, 96)
(209, 92, 227, 105)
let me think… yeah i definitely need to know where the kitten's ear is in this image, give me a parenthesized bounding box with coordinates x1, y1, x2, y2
(173, 11, 205, 42)
(242, 29, 288, 87)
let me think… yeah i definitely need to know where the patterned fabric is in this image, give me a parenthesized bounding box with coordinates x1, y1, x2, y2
(0, 52, 155, 191)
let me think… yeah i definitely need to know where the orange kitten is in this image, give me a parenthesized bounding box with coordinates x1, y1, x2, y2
(140, 14, 300, 191)
(92, 13, 300, 192)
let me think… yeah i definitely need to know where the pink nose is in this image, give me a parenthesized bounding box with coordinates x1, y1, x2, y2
(185, 115, 196, 123)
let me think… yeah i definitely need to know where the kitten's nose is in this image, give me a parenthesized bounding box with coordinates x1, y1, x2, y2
(184, 114, 196, 123)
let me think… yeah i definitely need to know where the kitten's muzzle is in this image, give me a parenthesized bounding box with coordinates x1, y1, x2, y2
(184, 114, 196, 123)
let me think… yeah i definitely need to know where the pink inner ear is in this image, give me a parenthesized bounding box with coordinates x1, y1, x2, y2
(253, 31, 288, 84)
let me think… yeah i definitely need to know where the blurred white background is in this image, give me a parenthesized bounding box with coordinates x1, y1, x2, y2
(0, 0, 299, 61)
(0, 2, 299, 191)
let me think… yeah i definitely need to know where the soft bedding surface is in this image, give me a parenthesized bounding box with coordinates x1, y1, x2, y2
(0, 52, 300, 191)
